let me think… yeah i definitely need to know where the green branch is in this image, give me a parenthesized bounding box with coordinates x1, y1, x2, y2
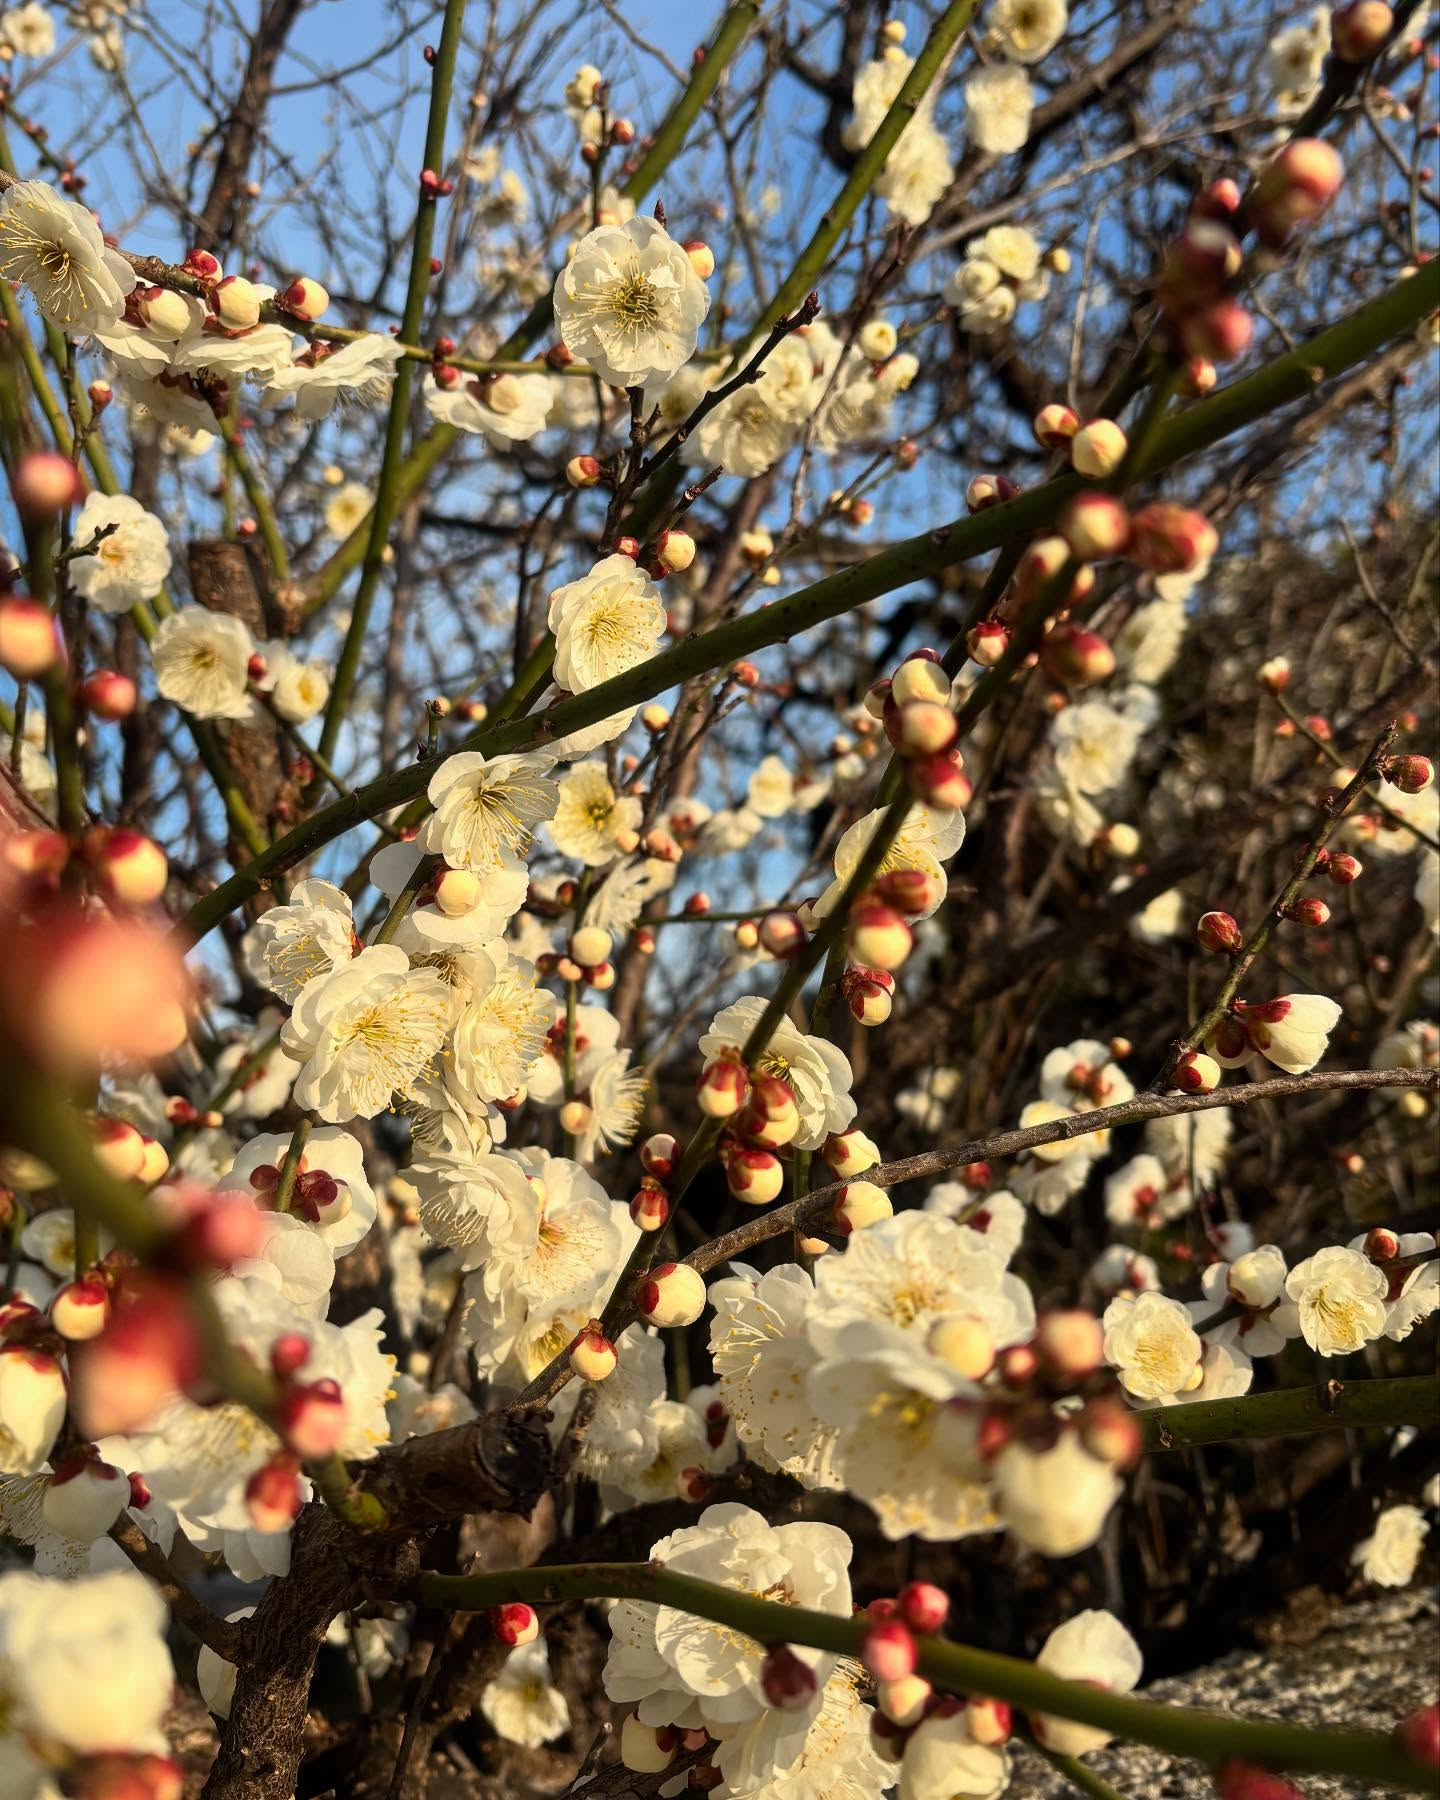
(180, 261, 1440, 944)
(412, 1562, 1431, 1790)
(1139, 1375, 1438, 1451)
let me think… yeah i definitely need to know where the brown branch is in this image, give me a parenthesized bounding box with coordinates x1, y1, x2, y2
(193, 0, 306, 253)
(109, 1512, 247, 1663)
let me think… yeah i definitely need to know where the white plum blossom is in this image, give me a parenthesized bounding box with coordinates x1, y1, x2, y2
(988, 0, 1068, 63)
(423, 751, 559, 875)
(1241, 994, 1342, 1074)
(1274, 1246, 1388, 1355)
(68, 491, 172, 612)
(708, 1263, 840, 1489)
(0, 178, 137, 332)
(0, 3, 56, 57)
(553, 215, 710, 389)
(964, 61, 1035, 155)
(1032, 1609, 1143, 1756)
(242, 878, 357, 1003)
(1352, 1503, 1428, 1587)
(900, 1708, 1010, 1799)
(876, 118, 954, 227)
(992, 1430, 1122, 1555)
(549, 553, 667, 693)
(220, 1125, 379, 1255)
(548, 760, 643, 865)
(1052, 700, 1145, 795)
(152, 607, 256, 720)
(482, 1637, 571, 1746)
(1103, 1290, 1203, 1402)
(280, 944, 452, 1122)
(442, 944, 553, 1110)
(425, 370, 553, 445)
(700, 996, 856, 1150)
(262, 332, 404, 418)
(371, 839, 529, 951)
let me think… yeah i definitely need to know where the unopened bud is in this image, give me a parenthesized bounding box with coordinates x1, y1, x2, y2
(1080, 1395, 1144, 1467)
(928, 1315, 994, 1380)
(488, 1602, 539, 1646)
(275, 1376, 346, 1458)
(657, 528, 696, 574)
(907, 750, 971, 812)
(697, 1053, 749, 1118)
(570, 923, 613, 966)
(211, 275, 262, 330)
(1197, 910, 1243, 953)
(1034, 1308, 1104, 1378)
(1172, 1050, 1221, 1094)
(761, 1644, 818, 1711)
(636, 1261, 706, 1327)
(0, 597, 63, 677)
(846, 976, 893, 1026)
(245, 1453, 303, 1532)
(832, 1180, 893, 1236)
(281, 276, 329, 320)
(683, 239, 715, 280)
(621, 1717, 677, 1774)
(847, 900, 913, 971)
(85, 827, 168, 908)
(966, 473, 1019, 511)
(571, 1323, 617, 1381)
(50, 1277, 111, 1341)
(967, 619, 1010, 666)
(1130, 503, 1218, 576)
(1059, 492, 1131, 561)
(630, 1181, 670, 1231)
(878, 1674, 931, 1726)
(860, 1619, 917, 1682)
(724, 1146, 785, 1205)
(431, 868, 481, 917)
(890, 651, 949, 707)
(1384, 753, 1433, 794)
(79, 669, 138, 720)
(1070, 418, 1128, 479)
(1283, 896, 1330, 927)
(891, 698, 958, 757)
(1041, 623, 1115, 688)
(1251, 139, 1344, 244)
(1331, 1, 1395, 62)
(1179, 297, 1253, 363)
(1033, 403, 1079, 449)
(13, 451, 84, 517)
(559, 1098, 593, 1135)
(1327, 851, 1362, 885)
(566, 454, 602, 488)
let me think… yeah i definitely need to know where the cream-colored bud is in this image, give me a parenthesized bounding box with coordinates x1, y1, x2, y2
(570, 924, 613, 966)
(433, 868, 482, 916)
(859, 318, 898, 360)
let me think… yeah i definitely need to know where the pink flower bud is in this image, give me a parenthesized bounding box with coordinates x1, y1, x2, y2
(630, 1181, 670, 1231)
(1197, 910, 1243, 953)
(898, 1580, 949, 1634)
(51, 1277, 111, 1341)
(697, 1052, 749, 1118)
(211, 274, 263, 330)
(269, 1332, 311, 1377)
(967, 618, 1010, 666)
(245, 1454, 303, 1532)
(873, 869, 941, 916)
(92, 1115, 146, 1181)
(832, 1180, 894, 1236)
(734, 1073, 800, 1148)
(1059, 492, 1131, 561)
(906, 749, 971, 812)
(1012, 535, 1094, 610)
(1080, 1395, 1144, 1467)
(1327, 851, 1362, 885)
(683, 240, 715, 280)
(1395, 1702, 1440, 1767)
(0, 596, 64, 678)
(928, 1316, 995, 1379)
(1283, 896, 1330, 927)
(845, 975, 893, 1026)
(860, 1618, 917, 1682)
(1033, 403, 1079, 449)
(1384, 753, 1434, 794)
(169, 1191, 270, 1270)
(878, 1673, 931, 1725)
(966, 1696, 1013, 1746)
(846, 900, 913, 972)
(758, 910, 807, 959)
(1160, 220, 1243, 304)
(761, 1644, 818, 1710)
(280, 277, 329, 319)
(566, 454, 603, 489)
(1129, 502, 1218, 576)
(656, 529, 696, 574)
(79, 669, 138, 720)
(13, 451, 84, 517)
(621, 1717, 677, 1773)
(641, 1133, 678, 1180)
(1034, 1308, 1105, 1378)
(1173, 1050, 1221, 1094)
(1183, 355, 1218, 396)
(1251, 140, 1344, 244)
(275, 1376, 347, 1458)
(1179, 297, 1253, 363)
(891, 652, 950, 707)
(1331, 0, 1394, 61)
(966, 473, 1020, 511)
(68, 1753, 184, 1800)
(1216, 1762, 1306, 1800)
(636, 1262, 706, 1327)
(184, 248, 221, 279)
(724, 1146, 784, 1206)
(488, 1602, 540, 1646)
(70, 1278, 202, 1438)
(1040, 623, 1116, 688)
(571, 1322, 618, 1381)
(889, 698, 958, 758)
(1070, 418, 1128, 479)
(83, 827, 168, 908)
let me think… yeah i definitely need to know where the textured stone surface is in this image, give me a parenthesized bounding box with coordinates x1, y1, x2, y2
(1007, 1585, 1439, 1797)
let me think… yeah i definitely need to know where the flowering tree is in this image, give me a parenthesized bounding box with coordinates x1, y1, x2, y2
(0, 0, 1434, 1794)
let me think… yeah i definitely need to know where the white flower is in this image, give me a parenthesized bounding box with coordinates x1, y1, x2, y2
(1379, 1231, 1439, 1341)
(0, 178, 136, 333)
(0, 1347, 66, 1473)
(424, 370, 553, 446)
(1242, 993, 1342, 1074)
(443, 943, 553, 1109)
(964, 61, 1035, 155)
(1052, 700, 1144, 794)
(1041, 1037, 1134, 1108)
(554, 215, 711, 389)
(1, 3, 55, 56)
(67, 491, 171, 613)
(549, 553, 666, 694)
(322, 481, 372, 539)
(1266, 10, 1329, 106)
(1090, 1244, 1161, 1295)
(571, 1047, 649, 1160)
(603, 1503, 852, 1792)
(1102, 1291, 1202, 1402)
(548, 760, 643, 866)
(0, 1568, 173, 1752)
(875, 119, 954, 227)
(1117, 595, 1188, 685)
(262, 333, 404, 420)
(1274, 1246, 1388, 1355)
(700, 996, 856, 1151)
(924, 1185, 1027, 1262)
(280, 944, 452, 1122)
(387, 1372, 476, 1441)
(695, 384, 802, 478)
(219, 1125, 378, 1256)
(1032, 1610, 1142, 1756)
(482, 1637, 570, 1746)
(988, 0, 1067, 63)
(372, 839, 529, 951)
(900, 1709, 1010, 1798)
(242, 878, 356, 1003)
(1104, 1154, 1187, 1228)
(750, 1662, 892, 1800)
(215, 1018, 300, 1122)
(423, 750, 559, 875)
(1145, 1105, 1231, 1184)
(745, 754, 797, 819)
(976, 224, 1042, 282)
(1353, 1503, 1428, 1587)
(708, 1263, 839, 1489)
(196, 1608, 255, 1718)
(845, 53, 915, 150)
(152, 607, 256, 720)
(992, 1430, 1122, 1555)
(410, 1142, 538, 1271)
(818, 801, 965, 923)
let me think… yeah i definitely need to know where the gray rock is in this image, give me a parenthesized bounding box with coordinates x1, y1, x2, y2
(1007, 1586, 1439, 1797)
